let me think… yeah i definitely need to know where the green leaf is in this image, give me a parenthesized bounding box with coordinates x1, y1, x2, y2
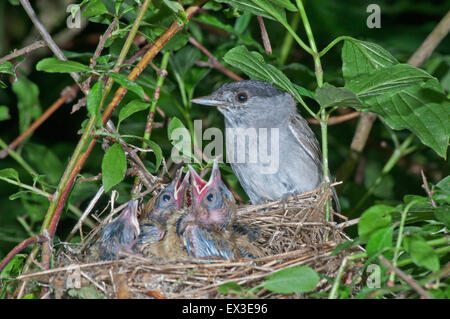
(0, 168, 20, 182)
(194, 15, 234, 33)
(0, 105, 11, 121)
(36, 58, 91, 73)
(168, 117, 186, 141)
(346, 65, 449, 158)
(12, 77, 41, 134)
(0, 61, 15, 76)
(223, 45, 307, 103)
(331, 239, 361, 256)
(366, 226, 393, 258)
(82, 0, 108, 18)
(162, 0, 188, 24)
(346, 64, 434, 99)
(358, 205, 396, 242)
(24, 144, 64, 185)
(234, 13, 252, 34)
(342, 38, 398, 80)
(315, 83, 364, 110)
(145, 139, 163, 171)
(108, 72, 145, 99)
(118, 99, 150, 128)
(67, 285, 106, 299)
(434, 205, 450, 227)
(86, 80, 103, 118)
(261, 266, 320, 294)
(102, 143, 127, 192)
(218, 282, 245, 295)
(403, 234, 440, 272)
(217, 0, 273, 20)
(436, 176, 450, 194)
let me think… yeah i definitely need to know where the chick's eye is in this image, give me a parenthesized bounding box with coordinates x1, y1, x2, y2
(236, 92, 248, 103)
(206, 193, 214, 202)
(162, 194, 171, 202)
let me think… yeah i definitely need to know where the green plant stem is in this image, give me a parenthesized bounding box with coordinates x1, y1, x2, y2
(319, 36, 351, 57)
(132, 51, 170, 193)
(296, 0, 322, 87)
(143, 52, 170, 145)
(101, 0, 152, 108)
(352, 133, 417, 214)
(0, 138, 37, 177)
(389, 199, 421, 283)
(279, 13, 300, 65)
(329, 252, 366, 299)
(295, 0, 330, 220)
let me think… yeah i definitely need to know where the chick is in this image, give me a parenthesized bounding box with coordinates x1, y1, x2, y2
(91, 199, 140, 261)
(136, 168, 190, 248)
(178, 160, 261, 260)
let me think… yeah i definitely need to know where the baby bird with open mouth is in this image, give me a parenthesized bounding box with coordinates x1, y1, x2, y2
(136, 168, 190, 249)
(178, 160, 261, 260)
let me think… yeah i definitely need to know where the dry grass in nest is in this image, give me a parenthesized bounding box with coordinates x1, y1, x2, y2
(18, 185, 363, 299)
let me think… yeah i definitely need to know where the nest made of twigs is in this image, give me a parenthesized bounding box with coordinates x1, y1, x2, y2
(20, 185, 362, 299)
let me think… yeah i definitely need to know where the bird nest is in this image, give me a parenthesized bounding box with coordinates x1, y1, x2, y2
(20, 185, 362, 299)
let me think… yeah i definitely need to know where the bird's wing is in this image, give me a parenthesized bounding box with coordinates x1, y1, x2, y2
(288, 114, 341, 212)
(288, 113, 323, 171)
(184, 226, 235, 260)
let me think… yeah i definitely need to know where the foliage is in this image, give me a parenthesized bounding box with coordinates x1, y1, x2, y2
(0, 0, 449, 299)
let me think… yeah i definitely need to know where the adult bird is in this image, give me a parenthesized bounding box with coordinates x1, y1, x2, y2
(91, 199, 140, 261)
(192, 80, 340, 211)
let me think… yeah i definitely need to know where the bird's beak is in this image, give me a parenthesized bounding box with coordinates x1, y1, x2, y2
(188, 165, 206, 197)
(173, 168, 190, 207)
(123, 199, 140, 234)
(191, 96, 226, 108)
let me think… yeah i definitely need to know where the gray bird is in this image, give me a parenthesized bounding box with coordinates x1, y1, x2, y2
(191, 80, 339, 210)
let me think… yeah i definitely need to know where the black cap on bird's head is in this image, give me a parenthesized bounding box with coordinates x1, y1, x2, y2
(188, 160, 234, 228)
(191, 80, 296, 123)
(146, 168, 190, 225)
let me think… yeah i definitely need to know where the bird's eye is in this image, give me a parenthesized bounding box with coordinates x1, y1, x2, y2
(235, 92, 248, 103)
(206, 193, 214, 202)
(162, 194, 171, 202)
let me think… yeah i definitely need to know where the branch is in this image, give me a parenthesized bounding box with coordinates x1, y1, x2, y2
(0, 85, 79, 159)
(0, 41, 47, 64)
(420, 170, 437, 208)
(307, 111, 360, 125)
(19, 0, 87, 95)
(379, 255, 433, 299)
(0, 235, 48, 275)
(189, 37, 243, 81)
(257, 16, 272, 54)
(408, 10, 450, 67)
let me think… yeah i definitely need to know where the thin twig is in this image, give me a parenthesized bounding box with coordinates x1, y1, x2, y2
(336, 218, 360, 229)
(379, 255, 433, 299)
(257, 16, 272, 54)
(0, 85, 79, 159)
(420, 170, 437, 208)
(189, 37, 243, 81)
(19, 0, 87, 95)
(408, 10, 450, 67)
(0, 40, 47, 64)
(307, 111, 360, 125)
(66, 186, 105, 242)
